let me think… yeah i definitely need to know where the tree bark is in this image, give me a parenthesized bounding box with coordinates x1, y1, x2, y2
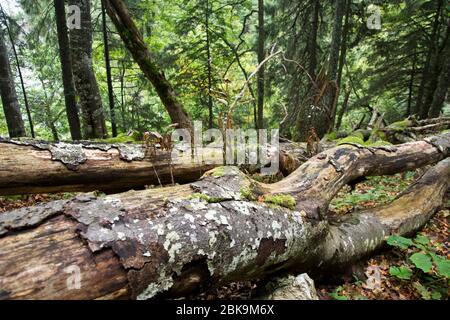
(326, 0, 345, 129)
(54, 0, 82, 140)
(205, 0, 214, 129)
(407, 49, 417, 116)
(101, 0, 117, 137)
(0, 133, 449, 300)
(335, 87, 350, 131)
(0, 6, 34, 138)
(104, 0, 193, 132)
(0, 139, 304, 196)
(306, 0, 320, 82)
(428, 45, 450, 118)
(69, 0, 107, 139)
(0, 28, 26, 138)
(414, 0, 443, 118)
(257, 0, 265, 130)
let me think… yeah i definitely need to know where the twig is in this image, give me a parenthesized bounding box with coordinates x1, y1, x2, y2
(227, 46, 282, 118)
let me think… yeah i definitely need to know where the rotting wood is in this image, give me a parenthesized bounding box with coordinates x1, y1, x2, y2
(0, 132, 449, 300)
(0, 138, 306, 196)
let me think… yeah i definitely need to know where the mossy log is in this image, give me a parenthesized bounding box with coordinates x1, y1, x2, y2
(0, 138, 303, 196)
(0, 133, 449, 300)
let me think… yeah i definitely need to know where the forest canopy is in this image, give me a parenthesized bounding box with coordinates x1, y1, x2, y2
(0, 0, 448, 141)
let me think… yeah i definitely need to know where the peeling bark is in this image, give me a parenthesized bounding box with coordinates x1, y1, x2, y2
(0, 138, 304, 195)
(0, 133, 449, 300)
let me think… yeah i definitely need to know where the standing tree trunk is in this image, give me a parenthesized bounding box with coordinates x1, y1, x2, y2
(257, 0, 265, 130)
(335, 86, 350, 131)
(428, 45, 450, 118)
(69, 0, 107, 139)
(54, 0, 82, 140)
(306, 0, 320, 82)
(0, 6, 34, 138)
(0, 29, 26, 138)
(205, 0, 214, 129)
(119, 61, 127, 130)
(104, 0, 192, 132)
(414, 0, 443, 118)
(326, 0, 345, 129)
(336, 0, 350, 92)
(101, 0, 117, 137)
(407, 49, 417, 116)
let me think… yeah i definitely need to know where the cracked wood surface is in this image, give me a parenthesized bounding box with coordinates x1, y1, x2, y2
(0, 133, 449, 300)
(0, 138, 304, 196)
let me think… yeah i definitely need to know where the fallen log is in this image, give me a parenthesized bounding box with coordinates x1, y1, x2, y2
(0, 138, 304, 196)
(0, 132, 449, 300)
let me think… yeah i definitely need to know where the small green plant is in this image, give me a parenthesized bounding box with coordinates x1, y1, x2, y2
(386, 233, 449, 299)
(330, 286, 349, 300)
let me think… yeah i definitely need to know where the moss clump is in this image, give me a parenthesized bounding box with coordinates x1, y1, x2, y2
(349, 130, 365, 140)
(370, 129, 388, 142)
(365, 140, 393, 147)
(263, 194, 296, 210)
(210, 167, 227, 177)
(96, 132, 141, 144)
(190, 193, 225, 203)
(240, 187, 257, 201)
(325, 132, 338, 140)
(389, 119, 411, 131)
(336, 136, 365, 146)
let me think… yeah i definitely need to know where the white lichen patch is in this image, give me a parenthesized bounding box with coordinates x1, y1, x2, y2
(208, 231, 218, 247)
(184, 213, 195, 223)
(137, 273, 174, 300)
(156, 224, 165, 236)
(117, 232, 126, 241)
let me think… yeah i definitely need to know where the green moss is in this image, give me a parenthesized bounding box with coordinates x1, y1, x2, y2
(240, 187, 257, 201)
(210, 166, 227, 178)
(95, 132, 141, 144)
(190, 193, 225, 203)
(263, 194, 296, 210)
(348, 130, 365, 140)
(325, 132, 338, 140)
(336, 136, 365, 146)
(370, 129, 387, 142)
(389, 119, 411, 131)
(365, 140, 393, 147)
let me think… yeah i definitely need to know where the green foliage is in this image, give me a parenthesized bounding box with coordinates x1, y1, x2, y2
(330, 286, 349, 300)
(389, 266, 413, 280)
(409, 253, 432, 273)
(386, 235, 414, 250)
(386, 233, 449, 299)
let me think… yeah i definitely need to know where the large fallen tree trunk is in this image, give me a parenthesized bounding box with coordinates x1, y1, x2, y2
(0, 133, 449, 299)
(0, 138, 305, 196)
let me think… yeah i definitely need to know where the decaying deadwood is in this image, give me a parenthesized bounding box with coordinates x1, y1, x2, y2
(0, 138, 304, 196)
(0, 132, 449, 300)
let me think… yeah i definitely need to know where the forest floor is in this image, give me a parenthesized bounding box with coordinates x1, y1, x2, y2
(0, 170, 448, 300)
